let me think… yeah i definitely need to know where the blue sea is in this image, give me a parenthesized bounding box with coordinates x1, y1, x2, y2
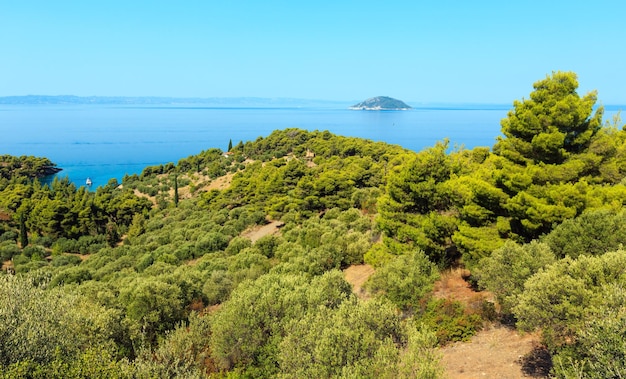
(1, 104, 621, 188)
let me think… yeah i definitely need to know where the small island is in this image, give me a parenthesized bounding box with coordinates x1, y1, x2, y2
(349, 96, 412, 111)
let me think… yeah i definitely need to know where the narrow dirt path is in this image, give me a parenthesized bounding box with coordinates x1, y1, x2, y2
(241, 220, 284, 243)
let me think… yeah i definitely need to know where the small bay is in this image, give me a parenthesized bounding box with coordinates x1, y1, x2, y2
(1, 104, 619, 188)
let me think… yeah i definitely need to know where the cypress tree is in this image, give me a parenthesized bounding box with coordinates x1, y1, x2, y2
(174, 175, 179, 207)
(19, 213, 28, 248)
(228, 139, 233, 152)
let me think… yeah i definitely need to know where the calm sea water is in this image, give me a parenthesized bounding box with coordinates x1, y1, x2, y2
(1, 104, 620, 188)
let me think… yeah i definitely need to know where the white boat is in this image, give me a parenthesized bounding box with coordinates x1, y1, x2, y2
(86, 177, 92, 186)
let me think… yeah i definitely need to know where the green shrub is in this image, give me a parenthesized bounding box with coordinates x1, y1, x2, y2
(22, 245, 46, 260)
(0, 231, 17, 243)
(417, 298, 483, 345)
(365, 250, 439, 311)
(50, 254, 82, 267)
(0, 241, 20, 261)
(476, 240, 555, 314)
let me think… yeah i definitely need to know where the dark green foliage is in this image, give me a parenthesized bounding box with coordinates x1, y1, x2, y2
(195, 232, 230, 255)
(0, 230, 17, 243)
(542, 208, 626, 258)
(173, 174, 179, 207)
(377, 143, 461, 263)
(0, 241, 20, 261)
(0, 155, 60, 179)
(417, 298, 483, 345)
(18, 213, 27, 248)
(49, 254, 82, 267)
(22, 245, 46, 260)
(132, 312, 212, 378)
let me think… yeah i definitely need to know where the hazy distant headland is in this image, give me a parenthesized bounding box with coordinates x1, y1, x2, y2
(0, 95, 520, 110)
(0, 95, 352, 108)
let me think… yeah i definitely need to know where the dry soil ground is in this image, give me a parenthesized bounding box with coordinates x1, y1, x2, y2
(435, 269, 550, 378)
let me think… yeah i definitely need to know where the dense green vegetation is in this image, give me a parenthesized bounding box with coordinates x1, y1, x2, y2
(0, 155, 61, 179)
(1, 71, 626, 377)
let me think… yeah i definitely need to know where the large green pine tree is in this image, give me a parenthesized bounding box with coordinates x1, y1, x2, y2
(493, 71, 603, 165)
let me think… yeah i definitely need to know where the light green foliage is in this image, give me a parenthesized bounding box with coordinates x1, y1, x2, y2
(278, 209, 375, 273)
(278, 298, 418, 379)
(476, 240, 555, 313)
(0, 274, 121, 368)
(133, 312, 212, 378)
(394, 325, 444, 379)
(551, 284, 626, 378)
(494, 71, 602, 165)
(365, 250, 439, 311)
(210, 270, 352, 374)
(514, 251, 626, 347)
(1, 347, 134, 379)
(364, 242, 395, 267)
(119, 277, 186, 346)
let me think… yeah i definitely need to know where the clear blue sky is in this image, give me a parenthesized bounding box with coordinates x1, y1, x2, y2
(2, 0, 625, 104)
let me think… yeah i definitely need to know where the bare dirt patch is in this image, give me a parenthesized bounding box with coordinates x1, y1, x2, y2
(343, 264, 375, 299)
(433, 267, 493, 311)
(0, 211, 11, 221)
(435, 268, 548, 378)
(133, 189, 157, 206)
(440, 325, 546, 379)
(204, 172, 234, 191)
(241, 220, 284, 243)
(2, 260, 14, 273)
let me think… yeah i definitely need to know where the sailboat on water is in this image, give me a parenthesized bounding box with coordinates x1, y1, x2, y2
(86, 177, 92, 186)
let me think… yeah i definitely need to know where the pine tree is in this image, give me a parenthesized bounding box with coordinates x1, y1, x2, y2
(228, 139, 233, 152)
(494, 71, 602, 165)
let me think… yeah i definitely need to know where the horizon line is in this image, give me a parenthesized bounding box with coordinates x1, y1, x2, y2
(1, 95, 625, 109)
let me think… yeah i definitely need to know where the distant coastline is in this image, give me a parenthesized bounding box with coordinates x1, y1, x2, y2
(0, 95, 350, 108)
(1, 95, 623, 112)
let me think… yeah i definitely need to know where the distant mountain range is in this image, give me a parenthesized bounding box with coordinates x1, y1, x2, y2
(349, 96, 412, 110)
